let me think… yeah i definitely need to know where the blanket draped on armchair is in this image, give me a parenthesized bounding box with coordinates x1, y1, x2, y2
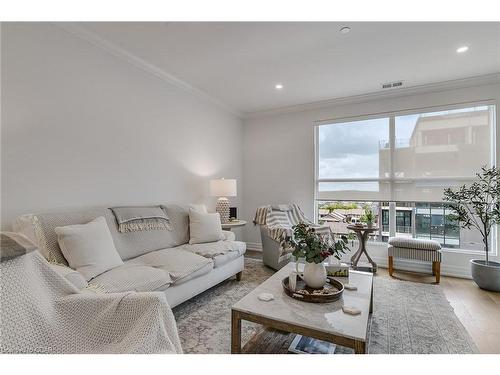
(0, 232, 182, 354)
(253, 204, 334, 254)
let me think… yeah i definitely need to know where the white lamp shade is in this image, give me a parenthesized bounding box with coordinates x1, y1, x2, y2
(210, 178, 237, 197)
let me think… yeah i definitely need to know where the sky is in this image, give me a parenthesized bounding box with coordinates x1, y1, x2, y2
(318, 116, 422, 182)
(318, 106, 490, 192)
(319, 117, 388, 180)
(318, 114, 420, 191)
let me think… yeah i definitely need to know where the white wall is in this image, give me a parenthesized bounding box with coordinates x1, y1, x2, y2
(243, 79, 500, 278)
(1, 23, 243, 232)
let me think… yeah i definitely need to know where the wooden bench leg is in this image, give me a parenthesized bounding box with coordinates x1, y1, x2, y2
(235, 271, 243, 281)
(388, 256, 394, 277)
(433, 262, 440, 283)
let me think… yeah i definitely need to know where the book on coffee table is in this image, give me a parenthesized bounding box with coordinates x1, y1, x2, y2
(288, 335, 336, 354)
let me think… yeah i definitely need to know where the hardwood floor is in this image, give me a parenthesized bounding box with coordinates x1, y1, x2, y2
(245, 251, 500, 354)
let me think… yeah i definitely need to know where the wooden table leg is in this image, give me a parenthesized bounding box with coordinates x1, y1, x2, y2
(231, 310, 242, 353)
(350, 231, 364, 267)
(354, 340, 366, 354)
(350, 229, 377, 272)
(361, 231, 377, 273)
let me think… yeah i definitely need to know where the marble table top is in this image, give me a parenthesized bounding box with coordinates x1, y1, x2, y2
(221, 220, 247, 229)
(232, 262, 373, 342)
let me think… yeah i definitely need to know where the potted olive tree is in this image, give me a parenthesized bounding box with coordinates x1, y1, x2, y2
(443, 166, 500, 291)
(285, 223, 350, 288)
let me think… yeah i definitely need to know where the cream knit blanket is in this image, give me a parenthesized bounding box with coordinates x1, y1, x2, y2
(0, 232, 182, 354)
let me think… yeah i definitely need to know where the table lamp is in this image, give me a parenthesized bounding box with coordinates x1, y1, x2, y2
(210, 178, 237, 224)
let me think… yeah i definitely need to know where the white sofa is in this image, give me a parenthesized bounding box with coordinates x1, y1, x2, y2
(14, 204, 245, 308)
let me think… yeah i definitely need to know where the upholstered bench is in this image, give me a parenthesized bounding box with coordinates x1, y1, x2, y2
(388, 237, 442, 283)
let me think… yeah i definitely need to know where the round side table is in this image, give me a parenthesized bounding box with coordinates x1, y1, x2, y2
(347, 224, 378, 273)
(221, 220, 247, 231)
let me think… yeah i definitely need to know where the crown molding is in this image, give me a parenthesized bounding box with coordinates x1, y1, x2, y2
(48, 23, 500, 121)
(54, 23, 243, 119)
(244, 72, 500, 119)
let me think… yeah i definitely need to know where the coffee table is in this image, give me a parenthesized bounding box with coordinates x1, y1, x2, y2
(231, 263, 373, 354)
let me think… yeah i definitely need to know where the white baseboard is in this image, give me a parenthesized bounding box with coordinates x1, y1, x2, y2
(245, 242, 471, 279)
(246, 242, 262, 252)
(371, 255, 471, 279)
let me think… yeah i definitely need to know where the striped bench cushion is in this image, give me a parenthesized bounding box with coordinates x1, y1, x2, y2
(388, 245, 442, 262)
(388, 237, 441, 251)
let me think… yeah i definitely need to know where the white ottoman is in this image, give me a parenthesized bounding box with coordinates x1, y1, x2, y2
(388, 237, 442, 283)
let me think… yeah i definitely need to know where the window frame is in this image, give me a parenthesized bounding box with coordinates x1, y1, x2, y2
(313, 100, 497, 254)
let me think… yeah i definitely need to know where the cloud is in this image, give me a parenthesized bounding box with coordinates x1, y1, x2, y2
(319, 118, 389, 159)
(319, 154, 381, 178)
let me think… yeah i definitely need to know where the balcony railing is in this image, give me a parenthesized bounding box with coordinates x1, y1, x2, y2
(378, 138, 411, 149)
(382, 224, 412, 234)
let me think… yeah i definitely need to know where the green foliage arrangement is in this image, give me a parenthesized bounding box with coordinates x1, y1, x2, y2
(285, 222, 350, 264)
(443, 166, 500, 265)
(321, 202, 358, 213)
(360, 205, 374, 224)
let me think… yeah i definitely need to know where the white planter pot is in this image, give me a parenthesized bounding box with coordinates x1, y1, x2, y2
(470, 259, 500, 292)
(302, 262, 327, 289)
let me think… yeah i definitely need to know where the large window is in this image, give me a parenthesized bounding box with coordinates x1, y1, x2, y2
(315, 104, 496, 251)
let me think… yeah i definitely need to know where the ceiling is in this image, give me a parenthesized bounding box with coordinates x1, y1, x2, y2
(82, 22, 500, 115)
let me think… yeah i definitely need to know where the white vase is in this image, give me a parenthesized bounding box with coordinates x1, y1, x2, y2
(301, 262, 327, 289)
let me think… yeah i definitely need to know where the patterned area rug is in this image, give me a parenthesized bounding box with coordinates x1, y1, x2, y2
(173, 258, 478, 354)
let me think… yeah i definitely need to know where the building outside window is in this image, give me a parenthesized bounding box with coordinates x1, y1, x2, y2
(315, 104, 496, 252)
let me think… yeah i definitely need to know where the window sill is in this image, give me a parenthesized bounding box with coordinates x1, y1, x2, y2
(353, 240, 497, 257)
(439, 247, 496, 256)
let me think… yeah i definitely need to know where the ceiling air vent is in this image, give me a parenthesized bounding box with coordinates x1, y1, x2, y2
(382, 81, 403, 89)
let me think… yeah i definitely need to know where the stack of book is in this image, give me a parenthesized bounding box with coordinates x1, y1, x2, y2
(325, 262, 349, 277)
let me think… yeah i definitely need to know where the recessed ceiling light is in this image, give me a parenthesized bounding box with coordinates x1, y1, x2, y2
(275, 84, 283, 90)
(339, 26, 351, 34)
(456, 46, 469, 53)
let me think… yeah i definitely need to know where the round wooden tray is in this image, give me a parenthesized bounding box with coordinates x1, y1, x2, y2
(282, 276, 344, 303)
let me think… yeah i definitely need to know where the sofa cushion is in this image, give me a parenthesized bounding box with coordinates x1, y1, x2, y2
(49, 263, 89, 290)
(222, 230, 236, 241)
(188, 210, 225, 244)
(109, 204, 190, 260)
(128, 248, 213, 283)
(388, 237, 441, 251)
(13, 209, 110, 265)
(55, 217, 124, 281)
(180, 240, 246, 267)
(89, 264, 171, 292)
(13, 204, 191, 264)
(213, 251, 244, 268)
(174, 262, 213, 285)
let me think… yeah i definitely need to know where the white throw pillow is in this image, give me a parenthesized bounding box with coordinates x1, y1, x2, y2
(55, 216, 123, 281)
(189, 210, 225, 244)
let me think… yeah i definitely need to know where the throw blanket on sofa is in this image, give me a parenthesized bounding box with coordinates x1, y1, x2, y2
(253, 204, 333, 254)
(0, 232, 182, 354)
(110, 206, 172, 233)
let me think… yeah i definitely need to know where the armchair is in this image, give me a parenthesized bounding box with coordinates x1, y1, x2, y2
(254, 204, 332, 270)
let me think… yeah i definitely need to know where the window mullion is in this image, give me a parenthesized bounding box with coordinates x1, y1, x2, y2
(389, 116, 396, 237)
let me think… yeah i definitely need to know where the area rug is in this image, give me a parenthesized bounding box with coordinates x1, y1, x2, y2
(173, 258, 478, 354)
